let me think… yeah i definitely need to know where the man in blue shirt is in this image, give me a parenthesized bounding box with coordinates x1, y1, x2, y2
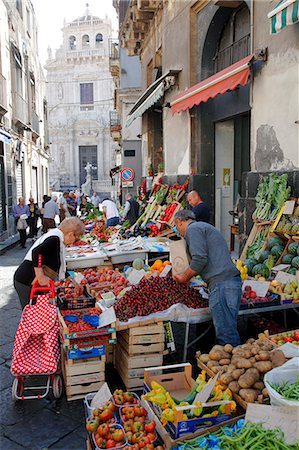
(187, 191, 210, 223)
(174, 210, 241, 346)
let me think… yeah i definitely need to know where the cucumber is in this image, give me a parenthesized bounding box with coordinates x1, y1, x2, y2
(171, 384, 198, 405)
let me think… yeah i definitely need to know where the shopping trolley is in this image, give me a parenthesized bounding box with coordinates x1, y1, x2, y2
(11, 280, 62, 400)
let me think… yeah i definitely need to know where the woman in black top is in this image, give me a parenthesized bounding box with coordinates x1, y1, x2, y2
(14, 217, 85, 309)
(28, 197, 39, 239)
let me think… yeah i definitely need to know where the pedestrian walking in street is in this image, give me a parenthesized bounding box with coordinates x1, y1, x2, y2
(122, 193, 139, 225)
(13, 217, 85, 309)
(27, 198, 39, 240)
(43, 195, 59, 232)
(67, 191, 77, 216)
(102, 198, 120, 226)
(58, 191, 70, 222)
(90, 191, 100, 209)
(187, 190, 211, 223)
(40, 194, 51, 232)
(12, 197, 30, 248)
(173, 210, 241, 346)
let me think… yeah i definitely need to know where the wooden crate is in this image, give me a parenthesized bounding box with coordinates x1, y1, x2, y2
(62, 348, 105, 401)
(105, 344, 114, 364)
(114, 322, 165, 390)
(240, 222, 272, 262)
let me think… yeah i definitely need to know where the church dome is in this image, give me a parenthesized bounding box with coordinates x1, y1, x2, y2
(72, 4, 101, 23)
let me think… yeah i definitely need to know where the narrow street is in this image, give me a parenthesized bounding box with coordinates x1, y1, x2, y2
(0, 246, 86, 450)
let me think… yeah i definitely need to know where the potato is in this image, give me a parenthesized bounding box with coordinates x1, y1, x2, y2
(227, 364, 236, 372)
(255, 351, 270, 361)
(221, 365, 229, 371)
(207, 360, 219, 369)
(224, 344, 233, 353)
(238, 369, 259, 388)
(220, 373, 234, 385)
(211, 365, 222, 373)
(199, 353, 210, 363)
(253, 381, 265, 390)
(240, 344, 252, 350)
(232, 350, 251, 359)
(249, 357, 256, 364)
(228, 381, 240, 393)
(212, 345, 224, 351)
(253, 361, 272, 373)
(257, 394, 264, 404)
(219, 358, 231, 366)
(232, 369, 245, 380)
(251, 347, 260, 356)
(236, 358, 252, 369)
(270, 349, 286, 368)
(262, 388, 269, 398)
(209, 350, 230, 361)
(246, 338, 255, 344)
(239, 388, 259, 403)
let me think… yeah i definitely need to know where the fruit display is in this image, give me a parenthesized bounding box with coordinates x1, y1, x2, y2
(61, 307, 100, 332)
(269, 278, 299, 301)
(93, 423, 126, 449)
(276, 204, 299, 235)
(245, 235, 286, 277)
(196, 335, 287, 404)
(177, 419, 297, 450)
(83, 267, 129, 297)
(143, 373, 236, 427)
(268, 329, 299, 346)
(241, 286, 279, 309)
(119, 405, 158, 447)
(112, 389, 139, 407)
(114, 276, 207, 321)
(280, 241, 299, 275)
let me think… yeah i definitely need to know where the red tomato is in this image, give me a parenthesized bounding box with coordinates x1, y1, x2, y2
(106, 439, 116, 448)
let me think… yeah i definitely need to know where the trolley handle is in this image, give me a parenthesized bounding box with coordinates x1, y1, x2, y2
(30, 280, 56, 299)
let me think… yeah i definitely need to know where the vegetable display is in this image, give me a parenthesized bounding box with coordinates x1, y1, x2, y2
(246, 235, 285, 277)
(176, 420, 298, 450)
(196, 336, 287, 404)
(269, 330, 299, 346)
(270, 378, 299, 401)
(114, 277, 207, 321)
(252, 173, 291, 222)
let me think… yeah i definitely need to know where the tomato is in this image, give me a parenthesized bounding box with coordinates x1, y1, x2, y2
(95, 437, 107, 449)
(98, 423, 109, 437)
(132, 422, 144, 433)
(144, 421, 155, 433)
(138, 437, 150, 448)
(293, 331, 299, 341)
(126, 431, 133, 444)
(106, 439, 116, 448)
(112, 429, 124, 443)
(99, 409, 113, 423)
(86, 417, 100, 433)
(145, 433, 156, 443)
(134, 405, 147, 417)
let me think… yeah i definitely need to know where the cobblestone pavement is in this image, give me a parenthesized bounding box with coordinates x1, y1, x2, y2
(0, 244, 87, 450)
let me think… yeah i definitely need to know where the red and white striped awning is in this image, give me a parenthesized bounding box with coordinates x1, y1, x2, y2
(171, 54, 254, 115)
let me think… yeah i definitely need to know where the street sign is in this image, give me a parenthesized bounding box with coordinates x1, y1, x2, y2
(120, 167, 135, 182)
(122, 181, 133, 188)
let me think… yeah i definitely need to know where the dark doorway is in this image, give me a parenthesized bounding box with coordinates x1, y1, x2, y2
(79, 146, 98, 186)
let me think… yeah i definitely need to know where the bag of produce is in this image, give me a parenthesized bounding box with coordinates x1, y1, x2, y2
(264, 357, 299, 407)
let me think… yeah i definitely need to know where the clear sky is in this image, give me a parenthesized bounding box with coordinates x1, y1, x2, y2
(31, 0, 118, 66)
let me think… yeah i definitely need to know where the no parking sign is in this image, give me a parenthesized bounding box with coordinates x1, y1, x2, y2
(121, 167, 135, 182)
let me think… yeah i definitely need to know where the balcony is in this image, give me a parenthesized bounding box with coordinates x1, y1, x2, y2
(110, 111, 121, 143)
(63, 48, 106, 61)
(30, 110, 40, 136)
(12, 92, 28, 127)
(109, 39, 120, 78)
(0, 74, 8, 116)
(214, 34, 250, 73)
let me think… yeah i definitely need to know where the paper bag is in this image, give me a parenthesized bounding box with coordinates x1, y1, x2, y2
(170, 239, 190, 276)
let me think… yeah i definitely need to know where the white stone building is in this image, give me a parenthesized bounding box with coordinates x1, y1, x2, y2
(45, 7, 116, 196)
(0, 0, 49, 246)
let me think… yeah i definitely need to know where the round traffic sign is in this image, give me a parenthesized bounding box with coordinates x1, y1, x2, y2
(121, 167, 135, 182)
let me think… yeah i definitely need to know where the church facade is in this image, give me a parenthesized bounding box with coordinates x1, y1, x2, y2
(45, 7, 116, 196)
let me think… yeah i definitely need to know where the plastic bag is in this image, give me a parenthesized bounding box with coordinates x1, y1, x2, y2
(264, 357, 299, 407)
(17, 218, 27, 230)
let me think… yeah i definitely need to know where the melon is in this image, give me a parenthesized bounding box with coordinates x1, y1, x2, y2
(132, 258, 145, 270)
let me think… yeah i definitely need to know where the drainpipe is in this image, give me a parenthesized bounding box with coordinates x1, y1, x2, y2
(249, 0, 254, 110)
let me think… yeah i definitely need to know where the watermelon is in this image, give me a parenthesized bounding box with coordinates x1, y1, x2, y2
(291, 256, 299, 269)
(252, 264, 264, 277)
(260, 265, 270, 278)
(288, 242, 299, 255)
(282, 254, 294, 264)
(258, 250, 270, 263)
(132, 258, 145, 270)
(244, 259, 257, 275)
(267, 237, 284, 250)
(270, 245, 284, 258)
(287, 267, 297, 275)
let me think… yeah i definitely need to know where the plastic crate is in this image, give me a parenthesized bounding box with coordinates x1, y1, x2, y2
(57, 286, 95, 310)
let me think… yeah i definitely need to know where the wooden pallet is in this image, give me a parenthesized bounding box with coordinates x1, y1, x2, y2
(117, 324, 164, 356)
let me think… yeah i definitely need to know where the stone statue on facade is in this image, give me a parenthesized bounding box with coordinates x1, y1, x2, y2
(81, 162, 92, 195)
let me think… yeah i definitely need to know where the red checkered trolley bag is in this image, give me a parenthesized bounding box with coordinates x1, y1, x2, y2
(11, 281, 62, 401)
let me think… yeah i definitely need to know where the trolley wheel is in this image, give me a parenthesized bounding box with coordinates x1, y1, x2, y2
(52, 375, 62, 399)
(12, 378, 23, 401)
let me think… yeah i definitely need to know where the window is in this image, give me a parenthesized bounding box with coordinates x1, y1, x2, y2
(80, 83, 93, 105)
(124, 150, 135, 157)
(16, 0, 22, 18)
(69, 35, 76, 50)
(215, 4, 250, 72)
(13, 47, 23, 95)
(30, 72, 36, 110)
(96, 33, 103, 44)
(82, 34, 90, 47)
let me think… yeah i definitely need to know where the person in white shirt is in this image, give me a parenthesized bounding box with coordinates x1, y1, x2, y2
(43, 195, 59, 232)
(91, 191, 100, 209)
(102, 198, 120, 227)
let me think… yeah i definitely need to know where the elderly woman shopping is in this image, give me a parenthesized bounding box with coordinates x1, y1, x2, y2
(13, 217, 85, 309)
